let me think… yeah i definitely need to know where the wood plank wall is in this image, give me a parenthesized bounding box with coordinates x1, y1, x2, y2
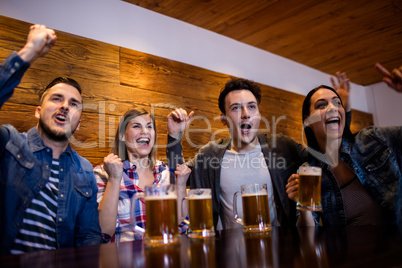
(0, 15, 373, 166)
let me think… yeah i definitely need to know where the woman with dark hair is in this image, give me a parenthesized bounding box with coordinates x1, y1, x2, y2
(286, 71, 402, 226)
(94, 108, 177, 242)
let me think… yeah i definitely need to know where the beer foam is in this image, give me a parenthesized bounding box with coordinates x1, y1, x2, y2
(242, 193, 268, 197)
(188, 195, 211, 200)
(298, 166, 321, 176)
(144, 194, 177, 201)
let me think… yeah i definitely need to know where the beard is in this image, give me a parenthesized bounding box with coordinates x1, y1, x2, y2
(38, 118, 74, 142)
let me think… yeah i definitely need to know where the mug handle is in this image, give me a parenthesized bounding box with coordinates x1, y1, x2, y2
(233, 191, 244, 226)
(130, 192, 146, 235)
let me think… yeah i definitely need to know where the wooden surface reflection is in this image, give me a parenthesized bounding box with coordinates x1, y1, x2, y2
(1, 226, 402, 267)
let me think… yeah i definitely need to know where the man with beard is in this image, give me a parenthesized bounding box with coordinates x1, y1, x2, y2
(167, 78, 308, 231)
(0, 25, 102, 255)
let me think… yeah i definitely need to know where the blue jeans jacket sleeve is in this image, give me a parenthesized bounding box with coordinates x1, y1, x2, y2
(0, 52, 30, 108)
(356, 127, 402, 225)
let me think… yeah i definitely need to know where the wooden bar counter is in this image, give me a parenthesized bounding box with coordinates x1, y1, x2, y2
(1, 226, 402, 267)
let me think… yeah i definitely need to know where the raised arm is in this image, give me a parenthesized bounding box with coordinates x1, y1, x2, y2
(0, 24, 56, 108)
(375, 63, 402, 93)
(330, 72, 352, 131)
(17, 24, 57, 63)
(175, 164, 191, 222)
(330, 71, 351, 112)
(167, 108, 194, 139)
(95, 154, 123, 238)
(166, 108, 194, 169)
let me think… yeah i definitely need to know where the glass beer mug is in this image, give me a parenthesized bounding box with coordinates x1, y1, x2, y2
(183, 188, 215, 238)
(130, 184, 180, 246)
(233, 183, 271, 233)
(296, 164, 322, 211)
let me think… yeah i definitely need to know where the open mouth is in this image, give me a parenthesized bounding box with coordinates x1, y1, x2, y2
(325, 116, 340, 130)
(136, 137, 150, 146)
(55, 114, 67, 123)
(240, 123, 252, 133)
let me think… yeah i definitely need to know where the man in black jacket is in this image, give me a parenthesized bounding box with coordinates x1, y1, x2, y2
(167, 78, 306, 230)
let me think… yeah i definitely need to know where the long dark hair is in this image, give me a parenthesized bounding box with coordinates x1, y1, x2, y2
(302, 85, 353, 153)
(111, 108, 157, 169)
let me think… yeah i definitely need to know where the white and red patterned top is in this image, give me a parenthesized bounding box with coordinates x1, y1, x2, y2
(95, 160, 171, 242)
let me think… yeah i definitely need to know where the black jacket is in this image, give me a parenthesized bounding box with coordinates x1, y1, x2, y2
(167, 133, 307, 229)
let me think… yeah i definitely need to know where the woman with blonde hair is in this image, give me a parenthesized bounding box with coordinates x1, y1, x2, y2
(94, 108, 175, 241)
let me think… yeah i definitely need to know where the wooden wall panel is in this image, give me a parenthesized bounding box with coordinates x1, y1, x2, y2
(350, 110, 374, 134)
(120, 47, 231, 103)
(0, 15, 374, 167)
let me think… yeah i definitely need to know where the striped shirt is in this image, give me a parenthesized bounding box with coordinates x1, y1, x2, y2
(10, 159, 60, 254)
(340, 176, 383, 225)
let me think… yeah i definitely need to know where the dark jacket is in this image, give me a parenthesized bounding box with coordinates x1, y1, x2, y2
(167, 133, 307, 229)
(314, 126, 402, 225)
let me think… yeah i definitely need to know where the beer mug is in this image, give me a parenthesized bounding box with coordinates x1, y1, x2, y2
(233, 183, 271, 233)
(296, 164, 322, 211)
(131, 184, 179, 246)
(184, 188, 215, 238)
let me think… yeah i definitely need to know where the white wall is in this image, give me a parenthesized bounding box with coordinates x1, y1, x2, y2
(3, 0, 401, 123)
(366, 82, 402, 126)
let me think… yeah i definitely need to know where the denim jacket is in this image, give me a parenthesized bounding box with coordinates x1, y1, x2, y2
(0, 52, 30, 108)
(314, 126, 402, 225)
(0, 126, 103, 254)
(0, 52, 102, 255)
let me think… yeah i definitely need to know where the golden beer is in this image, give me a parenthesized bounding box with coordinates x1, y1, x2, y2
(187, 188, 215, 238)
(188, 197, 213, 232)
(145, 196, 179, 240)
(242, 193, 271, 229)
(297, 166, 322, 211)
(233, 183, 271, 233)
